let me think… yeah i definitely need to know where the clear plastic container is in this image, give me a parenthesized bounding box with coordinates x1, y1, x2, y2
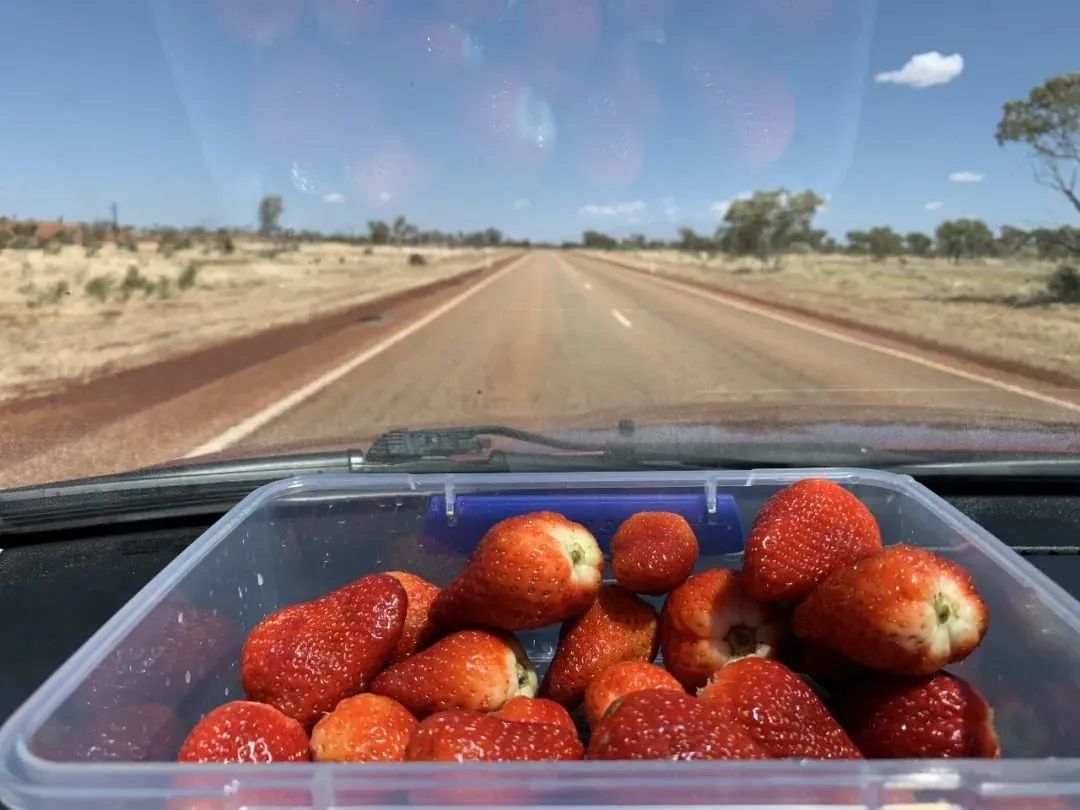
(3, 469, 1080, 809)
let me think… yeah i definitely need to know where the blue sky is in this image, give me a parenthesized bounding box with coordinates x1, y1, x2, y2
(0, 0, 1077, 242)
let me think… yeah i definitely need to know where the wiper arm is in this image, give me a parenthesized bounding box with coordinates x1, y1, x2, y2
(365, 425, 603, 461)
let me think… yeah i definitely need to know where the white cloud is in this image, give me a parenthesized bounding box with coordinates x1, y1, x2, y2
(661, 196, 680, 222)
(322, 192, 346, 204)
(949, 170, 984, 183)
(512, 197, 531, 210)
(579, 200, 646, 217)
(874, 51, 964, 88)
(708, 191, 751, 219)
(924, 201, 944, 211)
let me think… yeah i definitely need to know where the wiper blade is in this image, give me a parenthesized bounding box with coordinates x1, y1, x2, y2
(366, 425, 602, 461)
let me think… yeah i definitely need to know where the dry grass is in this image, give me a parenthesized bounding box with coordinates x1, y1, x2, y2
(590, 250, 1080, 384)
(0, 240, 507, 401)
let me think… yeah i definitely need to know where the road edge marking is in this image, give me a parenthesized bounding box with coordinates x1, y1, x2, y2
(184, 254, 528, 458)
(610, 308, 633, 329)
(593, 259, 1080, 415)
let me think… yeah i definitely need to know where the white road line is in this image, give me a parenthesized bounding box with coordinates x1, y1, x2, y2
(184, 255, 528, 458)
(627, 267, 1080, 415)
(611, 308, 633, 329)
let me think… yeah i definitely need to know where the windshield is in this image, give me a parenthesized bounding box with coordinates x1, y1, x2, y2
(1, 1, 1078, 489)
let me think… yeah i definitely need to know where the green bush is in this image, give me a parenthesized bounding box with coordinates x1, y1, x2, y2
(363, 246, 374, 256)
(8, 236, 32, 250)
(118, 235, 139, 252)
(84, 275, 114, 302)
(43, 238, 63, 255)
(120, 265, 154, 300)
(1047, 265, 1080, 303)
(408, 252, 427, 266)
(214, 230, 235, 254)
(177, 262, 199, 290)
(23, 280, 69, 308)
(85, 242, 101, 258)
(155, 276, 173, 299)
(12, 222, 37, 238)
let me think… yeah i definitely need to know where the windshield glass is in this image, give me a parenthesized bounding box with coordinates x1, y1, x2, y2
(1, 1, 1078, 488)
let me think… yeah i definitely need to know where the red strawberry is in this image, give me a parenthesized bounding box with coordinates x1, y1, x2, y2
(371, 629, 538, 717)
(430, 512, 603, 631)
(744, 479, 882, 602)
(610, 511, 699, 594)
(793, 545, 988, 675)
(309, 693, 417, 762)
(64, 703, 182, 762)
(697, 657, 862, 759)
(587, 689, 765, 760)
(177, 701, 309, 763)
(406, 710, 584, 762)
(659, 568, 785, 690)
(386, 571, 440, 664)
(834, 671, 1000, 758)
(584, 661, 684, 728)
(241, 574, 406, 728)
(540, 585, 659, 707)
(494, 696, 577, 732)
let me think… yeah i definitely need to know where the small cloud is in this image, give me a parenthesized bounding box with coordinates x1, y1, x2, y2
(378, 191, 391, 202)
(949, 170, 984, 183)
(874, 51, 964, 88)
(661, 196, 679, 222)
(322, 192, 346, 204)
(925, 201, 944, 211)
(512, 197, 531, 210)
(579, 200, 646, 217)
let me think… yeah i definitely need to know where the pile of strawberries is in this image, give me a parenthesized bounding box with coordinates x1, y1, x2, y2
(178, 478, 998, 764)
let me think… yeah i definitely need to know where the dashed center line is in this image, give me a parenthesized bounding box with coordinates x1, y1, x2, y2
(611, 308, 632, 329)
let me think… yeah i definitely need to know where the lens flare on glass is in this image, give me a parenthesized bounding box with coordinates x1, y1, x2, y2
(212, 0, 301, 46)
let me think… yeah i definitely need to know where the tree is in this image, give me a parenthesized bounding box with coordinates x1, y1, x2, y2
(717, 189, 824, 268)
(622, 233, 647, 250)
(483, 227, 503, 246)
(258, 195, 283, 237)
(996, 73, 1080, 217)
(996, 225, 1030, 256)
(865, 226, 903, 261)
(935, 219, 995, 262)
(392, 215, 408, 244)
(582, 230, 617, 249)
(676, 227, 714, 253)
(845, 230, 871, 255)
(367, 220, 390, 244)
(904, 231, 933, 256)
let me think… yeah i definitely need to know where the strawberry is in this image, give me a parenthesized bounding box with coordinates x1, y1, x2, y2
(406, 710, 584, 762)
(583, 661, 684, 728)
(494, 696, 577, 732)
(587, 689, 765, 760)
(659, 568, 784, 690)
(792, 545, 988, 675)
(241, 573, 406, 728)
(834, 671, 1000, 758)
(177, 701, 309, 763)
(430, 512, 603, 631)
(540, 585, 659, 707)
(64, 703, 182, 762)
(371, 629, 538, 717)
(309, 693, 417, 762)
(610, 511, 699, 595)
(743, 478, 882, 602)
(385, 571, 440, 665)
(697, 657, 862, 759)
(784, 639, 867, 686)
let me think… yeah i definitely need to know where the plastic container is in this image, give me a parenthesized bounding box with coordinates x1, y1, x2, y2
(3, 468, 1080, 809)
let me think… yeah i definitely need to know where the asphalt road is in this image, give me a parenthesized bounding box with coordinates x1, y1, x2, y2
(231, 250, 1080, 452)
